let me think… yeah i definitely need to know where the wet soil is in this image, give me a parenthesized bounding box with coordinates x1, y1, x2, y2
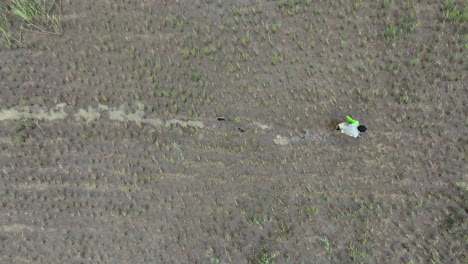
(0, 1, 466, 263)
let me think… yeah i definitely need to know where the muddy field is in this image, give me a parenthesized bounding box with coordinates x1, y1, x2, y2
(0, 0, 466, 263)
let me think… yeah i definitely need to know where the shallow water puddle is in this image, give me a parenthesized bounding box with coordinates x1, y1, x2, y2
(0, 103, 203, 130)
(0, 103, 300, 144)
(0, 103, 68, 121)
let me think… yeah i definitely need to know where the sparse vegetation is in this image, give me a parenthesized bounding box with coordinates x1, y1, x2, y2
(0, 1, 465, 263)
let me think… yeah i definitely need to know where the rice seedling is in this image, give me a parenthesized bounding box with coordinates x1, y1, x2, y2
(189, 71, 201, 82)
(320, 237, 332, 260)
(271, 52, 284, 65)
(165, 14, 185, 31)
(241, 30, 250, 46)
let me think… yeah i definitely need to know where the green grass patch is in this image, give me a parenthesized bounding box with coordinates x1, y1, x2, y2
(442, 0, 468, 23)
(0, 5, 24, 46)
(9, 0, 62, 34)
(0, 0, 62, 46)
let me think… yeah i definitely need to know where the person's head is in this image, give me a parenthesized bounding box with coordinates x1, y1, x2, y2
(358, 125, 367, 133)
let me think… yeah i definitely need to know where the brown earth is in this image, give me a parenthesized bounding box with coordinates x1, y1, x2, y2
(0, 0, 466, 263)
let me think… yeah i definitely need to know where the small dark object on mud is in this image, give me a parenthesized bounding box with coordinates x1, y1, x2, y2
(237, 127, 245, 133)
(329, 118, 342, 131)
(217, 117, 225, 121)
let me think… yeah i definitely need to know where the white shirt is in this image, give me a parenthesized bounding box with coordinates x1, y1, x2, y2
(339, 122, 360, 138)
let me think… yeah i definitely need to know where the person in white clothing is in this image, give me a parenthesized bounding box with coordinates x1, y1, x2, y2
(336, 116, 367, 138)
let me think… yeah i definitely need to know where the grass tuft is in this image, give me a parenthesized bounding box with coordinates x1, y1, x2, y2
(0, 0, 62, 46)
(9, 0, 63, 35)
